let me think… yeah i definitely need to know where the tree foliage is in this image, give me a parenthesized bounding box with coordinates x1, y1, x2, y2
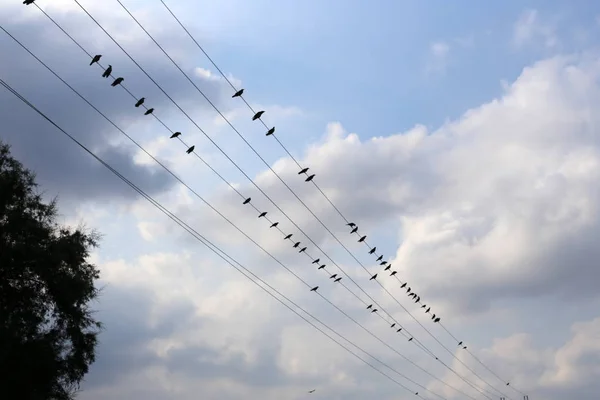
(0, 141, 102, 400)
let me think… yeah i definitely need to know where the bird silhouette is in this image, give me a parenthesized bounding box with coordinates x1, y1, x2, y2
(370, 273, 377, 281)
(426, 307, 431, 313)
(102, 65, 112, 78)
(135, 97, 145, 107)
(334, 277, 342, 282)
(434, 317, 440, 323)
(318, 264, 326, 270)
(298, 167, 309, 174)
(431, 314, 436, 320)
(258, 212, 267, 218)
(312, 259, 320, 264)
(366, 304, 373, 310)
(463, 346, 468, 349)
(170, 132, 181, 138)
(266, 127, 275, 136)
(305, 174, 316, 182)
(407, 287, 411, 293)
(284, 234, 293, 240)
(458, 341, 463, 346)
(347, 222, 356, 227)
(350, 227, 358, 234)
(232, 89, 244, 98)
(397, 328, 402, 332)
(369, 247, 376, 254)
(408, 338, 413, 342)
(90, 54, 101, 66)
(390, 323, 396, 328)
(384, 265, 391, 271)
(111, 77, 124, 87)
(242, 198, 251, 204)
(186, 145, 195, 154)
(400, 282, 407, 288)
(329, 274, 337, 279)
(358, 235, 367, 242)
(416, 296, 420, 303)
(421, 304, 427, 309)
(23, 0, 36, 5)
(293, 242, 301, 248)
(144, 108, 154, 115)
(390, 271, 397, 276)
(252, 110, 265, 120)
(310, 286, 318, 292)
(380, 261, 388, 265)
(308, 389, 316, 393)
(270, 222, 279, 228)
(299, 247, 307, 253)
(371, 308, 378, 313)
(376, 255, 383, 261)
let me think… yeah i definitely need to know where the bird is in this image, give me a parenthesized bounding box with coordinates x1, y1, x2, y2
(396, 328, 402, 332)
(232, 88, 244, 98)
(186, 145, 195, 154)
(426, 307, 430, 313)
(318, 264, 326, 270)
(431, 314, 436, 320)
(506, 383, 510, 386)
(458, 341, 463, 346)
(384, 265, 391, 271)
(434, 317, 440, 323)
(305, 174, 316, 182)
(369, 247, 376, 254)
(310, 286, 318, 292)
(293, 242, 301, 248)
(416, 296, 420, 303)
(347, 222, 356, 227)
(414, 297, 419, 304)
(371, 308, 378, 313)
(463, 346, 468, 350)
(135, 97, 145, 107)
(334, 277, 342, 282)
(252, 110, 265, 120)
(284, 234, 293, 240)
(390, 323, 396, 328)
(170, 132, 181, 139)
(23, 0, 36, 5)
(376, 255, 383, 261)
(421, 304, 427, 309)
(380, 261, 388, 265)
(111, 77, 124, 87)
(312, 259, 320, 264)
(407, 287, 411, 294)
(308, 389, 316, 394)
(329, 274, 337, 280)
(266, 127, 275, 136)
(370, 273, 377, 281)
(350, 226, 358, 234)
(144, 108, 154, 115)
(390, 271, 397, 276)
(270, 222, 279, 228)
(89, 54, 101, 66)
(366, 304, 372, 310)
(258, 212, 267, 218)
(358, 235, 366, 242)
(243, 198, 251, 204)
(400, 282, 407, 288)
(102, 65, 112, 78)
(299, 247, 307, 253)
(408, 338, 413, 342)
(298, 167, 309, 174)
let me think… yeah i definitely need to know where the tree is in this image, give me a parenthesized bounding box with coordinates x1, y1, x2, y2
(0, 141, 102, 400)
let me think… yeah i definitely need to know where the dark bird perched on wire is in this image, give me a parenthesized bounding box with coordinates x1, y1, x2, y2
(370, 273, 377, 281)
(431, 314, 436, 320)
(350, 226, 358, 234)
(186, 145, 195, 154)
(463, 346, 467, 349)
(384, 265, 391, 271)
(366, 304, 373, 310)
(397, 328, 402, 332)
(358, 235, 366, 242)
(252, 110, 265, 120)
(144, 108, 154, 116)
(391, 323, 396, 328)
(232, 88, 244, 98)
(299, 167, 309, 174)
(369, 247, 376, 254)
(170, 132, 181, 139)
(380, 261, 387, 266)
(258, 212, 267, 218)
(305, 174, 316, 182)
(329, 274, 337, 280)
(400, 282, 407, 288)
(416, 296, 420, 303)
(270, 222, 278, 228)
(371, 308, 378, 313)
(434, 317, 440, 323)
(90, 54, 101, 66)
(299, 247, 307, 253)
(102, 65, 112, 78)
(407, 287, 411, 294)
(310, 286, 319, 292)
(111, 77, 124, 87)
(23, 0, 36, 5)
(376, 255, 383, 261)
(408, 338, 413, 342)
(318, 264, 326, 270)
(135, 97, 145, 107)
(458, 341, 463, 346)
(426, 307, 431, 313)
(284, 234, 292, 240)
(334, 277, 342, 282)
(312, 259, 320, 264)
(293, 242, 301, 248)
(421, 304, 427, 309)
(390, 271, 397, 276)
(266, 127, 275, 136)
(243, 198, 251, 204)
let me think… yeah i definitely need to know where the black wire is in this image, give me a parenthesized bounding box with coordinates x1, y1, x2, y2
(0, 24, 461, 400)
(0, 77, 433, 399)
(157, 1, 525, 398)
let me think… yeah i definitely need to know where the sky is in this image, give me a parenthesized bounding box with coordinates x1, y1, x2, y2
(1, 0, 600, 399)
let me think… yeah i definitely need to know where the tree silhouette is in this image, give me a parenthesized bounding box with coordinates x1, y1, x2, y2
(0, 141, 102, 400)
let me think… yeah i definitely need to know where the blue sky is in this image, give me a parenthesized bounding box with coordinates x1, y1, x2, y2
(3, 1, 600, 399)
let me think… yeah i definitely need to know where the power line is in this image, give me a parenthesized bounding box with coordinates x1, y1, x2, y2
(0, 24, 465, 400)
(0, 76, 433, 399)
(157, 0, 526, 397)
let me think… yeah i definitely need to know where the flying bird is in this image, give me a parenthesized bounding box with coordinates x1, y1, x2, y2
(298, 167, 309, 174)
(312, 259, 320, 264)
(266, 127, 275, 136)
(370, 273, 377, 281)
(186, 145, 195, 154)
(102, 65, 112, 78)
(284, 234, 293, 240)
(310, 286, 319, 292)
(358, 235, 366, 242)
(111, 77, 124, 87)
(305, 174, 316, 182)
(270, 222, 279, 228)
(232, 88, 244, 98)
(135, 97, 145, 107)
(89, 54, 101, 66)
(329, 274, 338, 279)
(390, 271, 397, 276)
(299, 247, 307, 253)
(252, 110, 265, 120)
(243, 198, 251, 204)
(170, 132, 181, 139)
(258, 212, 267, 218)
(318, 264, 326, 270)
(144, 108, 154, 115)
(334, 277, 342, 282)
(369, 247, 376, 254)
(293, 242, 301, 248)
(350, 226, 358, 234)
